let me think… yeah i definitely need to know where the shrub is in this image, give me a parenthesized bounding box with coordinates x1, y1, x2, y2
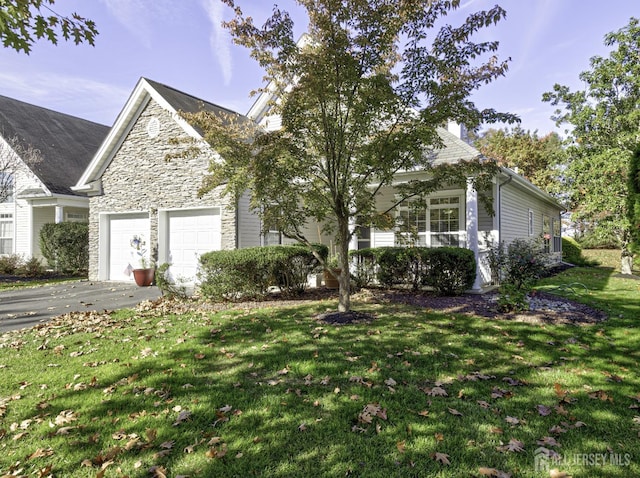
(0, 254, 23, 274)
(491, 238, 551, 312)
(349, 248, 378, 288)
(562, 236, 597, 266)
(39, 222, 89, 273)
(155, 263, 189, 299)
(20, 256, 46, 278)
(198, 244, 325, 301)
(355, 246, 476, 295)
(422, 247, 476, 296)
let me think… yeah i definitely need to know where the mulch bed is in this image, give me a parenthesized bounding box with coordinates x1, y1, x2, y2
(185, 285, 608, 326)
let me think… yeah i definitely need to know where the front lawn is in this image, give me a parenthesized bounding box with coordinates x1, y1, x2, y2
(0, 266, 638, 477)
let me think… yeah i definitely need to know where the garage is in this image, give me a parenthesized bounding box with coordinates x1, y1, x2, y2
(166, 208, 221, 282)
(108, 213, 150, 281)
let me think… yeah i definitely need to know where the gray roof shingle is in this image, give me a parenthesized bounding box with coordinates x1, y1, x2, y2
(0, 95, 109, 196)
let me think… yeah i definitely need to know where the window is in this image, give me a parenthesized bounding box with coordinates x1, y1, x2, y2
(542, 215, 551, 252)
(398, 203, 427, 245)
(397, 194, 462, 247)
(528, 209, 534, 236)
(356, 217, 371, 250)
(0, 213, 13, 254)
(429, 196, 461, 246)
(263, 222, 282, 246)
(552, 217, 561, 253)
(66, 212, 88, 222)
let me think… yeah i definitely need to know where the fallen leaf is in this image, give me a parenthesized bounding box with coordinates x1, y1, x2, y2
(537, 404, 552, 416)
(549, 468, 572, 477)
(496, 438, 524, 453)
(396, 440, 406, 453)
(448, 407, 463, 417)
(431, 451, 450, 465)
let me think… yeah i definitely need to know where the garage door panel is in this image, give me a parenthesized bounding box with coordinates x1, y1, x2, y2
(109, 214, 149, 281)
(167, 209, 221, 282)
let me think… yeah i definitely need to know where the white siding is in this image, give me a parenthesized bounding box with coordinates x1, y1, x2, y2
(236, 190, 261, 248)
(12, 165, 43, 257)
(500, 181, 561, 245)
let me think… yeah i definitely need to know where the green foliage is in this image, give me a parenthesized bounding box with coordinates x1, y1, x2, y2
(349, 248, 378, 288)
(562, 236, 598, 266)
(353, 246, 476, 295)
(543, 17, 640, 269)
(0, 0, 98, 53)
(492, 238, 551, 311)
(19, 256, 45, 278)
(627, 147, 640, 254)
(422, 247, 476, 296)
(474, 126, 566, 195)
(39, 222, 89, 273)
(198, 245, 325, 300)
(0, 253, 22, 274)
(193, 0, 516, 312)
(155, 263, 189, 299)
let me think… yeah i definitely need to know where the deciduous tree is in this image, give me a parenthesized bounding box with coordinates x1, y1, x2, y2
(0, 0, 97, 53)
(543, 17, 640, 274)
(190, 0, 517, 312)
(474, 126, 565, 195)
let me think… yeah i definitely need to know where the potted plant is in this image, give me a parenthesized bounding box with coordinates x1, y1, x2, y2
(323, 255, 341, 289)
(130, 235, 155, 286)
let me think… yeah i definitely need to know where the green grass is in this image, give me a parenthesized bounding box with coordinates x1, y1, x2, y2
(1, 267, 639, 477)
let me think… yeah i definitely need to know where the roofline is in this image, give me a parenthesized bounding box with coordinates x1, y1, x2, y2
(73, 77, 203, 191)
(498, 166, 564, 210)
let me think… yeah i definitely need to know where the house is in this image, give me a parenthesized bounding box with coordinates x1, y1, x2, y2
(0, 95, 109, 259)
(73, 78, 263, 283)
(248, 92, 564, 291)
(74, 76, 562, 289)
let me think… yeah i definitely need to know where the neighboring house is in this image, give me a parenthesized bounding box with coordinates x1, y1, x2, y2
(73, 78, 263, 283)
(248, 93, 564, 290)
(0, 95, 109, 259)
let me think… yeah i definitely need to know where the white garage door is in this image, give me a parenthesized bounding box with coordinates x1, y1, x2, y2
(168, 209, 221, 282)
(109, 214, 150, 281)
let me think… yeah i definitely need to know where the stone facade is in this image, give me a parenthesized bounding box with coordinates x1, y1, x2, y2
(88, 99, 237, 280)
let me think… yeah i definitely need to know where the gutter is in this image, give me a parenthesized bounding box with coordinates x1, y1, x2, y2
(497, 173, 513, 244)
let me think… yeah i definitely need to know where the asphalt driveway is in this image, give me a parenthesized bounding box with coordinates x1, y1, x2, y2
(0, 281, 162, 333)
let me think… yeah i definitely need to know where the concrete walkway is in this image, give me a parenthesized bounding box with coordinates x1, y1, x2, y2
(0, 280, 162, 333)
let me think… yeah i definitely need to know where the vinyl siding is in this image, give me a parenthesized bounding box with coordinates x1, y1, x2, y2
(236, 190, 262, 248)
(500, 181, 561, 245)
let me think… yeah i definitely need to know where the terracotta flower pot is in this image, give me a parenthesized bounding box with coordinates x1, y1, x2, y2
(323, 268, 342, 289)
(133, 268, 155, 287)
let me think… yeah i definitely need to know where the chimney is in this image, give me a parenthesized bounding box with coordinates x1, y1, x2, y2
(447, 121, 469, 143)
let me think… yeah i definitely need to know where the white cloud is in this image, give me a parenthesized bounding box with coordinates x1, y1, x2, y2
(200, 0, 233, 86)
(0, 71, 129, 124)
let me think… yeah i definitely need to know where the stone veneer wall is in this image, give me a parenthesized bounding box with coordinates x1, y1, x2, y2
(88, 99, 236, 280)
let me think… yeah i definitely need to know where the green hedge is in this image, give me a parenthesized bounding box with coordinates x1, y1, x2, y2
(39, 222, 89, 273)
(350, 246, 476, 295)
(198, 244, 327, 301)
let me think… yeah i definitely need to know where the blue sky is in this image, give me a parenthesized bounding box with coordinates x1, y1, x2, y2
(0, 0, 637, 136)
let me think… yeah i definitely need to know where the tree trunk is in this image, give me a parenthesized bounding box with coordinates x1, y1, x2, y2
(621, 232, 634, 275)
(337, 217, 351, 312)
(621, 249, 634, 275)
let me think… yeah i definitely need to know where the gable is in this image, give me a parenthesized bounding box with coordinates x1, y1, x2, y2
(74, 77, 249, 195)
(0, 95, 109, 196)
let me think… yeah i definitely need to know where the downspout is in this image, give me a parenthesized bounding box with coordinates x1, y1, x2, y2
(497, 173, 513, 244)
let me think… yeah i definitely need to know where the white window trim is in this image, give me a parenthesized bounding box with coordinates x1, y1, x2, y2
(528, 209, 534, 236)
(0, 212, 14, 255)
(396, 190, 465, 247)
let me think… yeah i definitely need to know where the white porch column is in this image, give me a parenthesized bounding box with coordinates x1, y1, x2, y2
(55, 205, 64, 224)
(466, 178, 482, 292)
